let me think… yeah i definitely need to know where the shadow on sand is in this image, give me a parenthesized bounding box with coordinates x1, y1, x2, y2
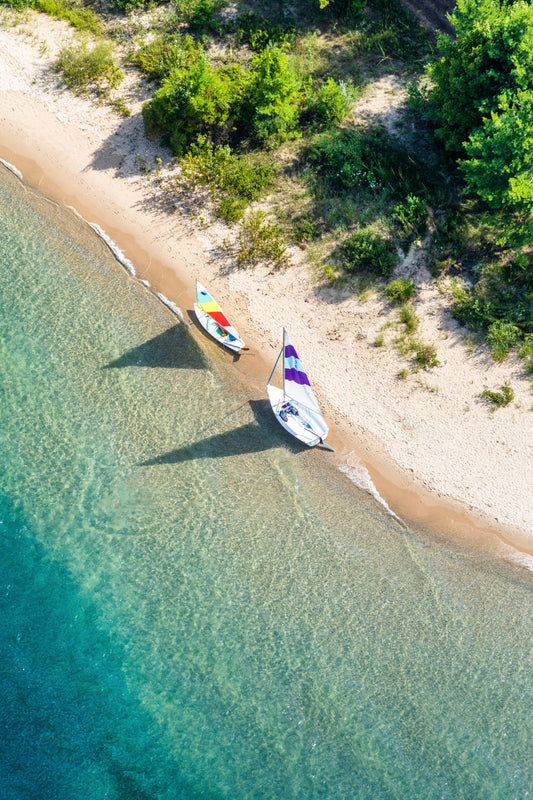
(104, 324, 208, 370)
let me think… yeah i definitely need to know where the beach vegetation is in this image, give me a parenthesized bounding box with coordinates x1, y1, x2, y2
(55, 38, 123, 95)
(341, 229, 396, 277)
(385, 277, 416, 304)
(235, 210, 289, 270)
(414, 342, 439, 370)
(398, 303, 419, 334)
(481, 381, 515, 408)
(487, 320, 519, 363)
(9, 0, 532, 386)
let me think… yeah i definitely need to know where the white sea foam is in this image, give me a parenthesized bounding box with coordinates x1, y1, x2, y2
(156, 292, 185, 321)
(0, 158, 23, 180)
(340, 451, 404, 524)
(140, 279, 151, 287)
(89, 223, 136, 276)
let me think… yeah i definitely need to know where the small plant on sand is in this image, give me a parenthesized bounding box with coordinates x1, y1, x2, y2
(56, 39, 123, 96)
(398, 367, 410, 380)
(487, 320, 519, 362)
(518, 335, 533, 373)
(414, 342, 439, 369)
(481, 382, 514, 408)
(236, 210, 289, 270)
(398, 303, 419, 333)
(385, 277, 416, 304)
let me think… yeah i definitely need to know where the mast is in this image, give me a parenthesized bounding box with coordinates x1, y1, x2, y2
(282, 328, 286, 399)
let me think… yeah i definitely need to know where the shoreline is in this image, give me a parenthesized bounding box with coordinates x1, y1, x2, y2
(1, 20, 532, 562)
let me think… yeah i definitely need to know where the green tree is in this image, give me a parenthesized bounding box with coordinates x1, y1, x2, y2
(242, 46, 301, 144)
(459, 90, 533, 210)
(143, 60, 247, 155)
(428, 0, 533, 153)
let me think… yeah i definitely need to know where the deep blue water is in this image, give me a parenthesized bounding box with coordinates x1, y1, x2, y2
(0, 162, 532, 799)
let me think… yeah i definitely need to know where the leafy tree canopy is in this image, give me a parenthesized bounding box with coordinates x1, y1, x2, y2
(428, 0, 533, 153)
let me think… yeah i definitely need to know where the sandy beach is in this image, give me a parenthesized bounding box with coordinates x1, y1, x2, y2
(1, 14, 532, 559)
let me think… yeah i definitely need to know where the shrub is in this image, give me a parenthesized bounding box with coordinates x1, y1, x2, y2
(518, 335, 533, 373)
(143, 60, 247, 155)
(180, 138, 275, 220)
(398, 303, 419, 333)
(236, 211, 289, 269)
(392, 194, 427, 240)
(55, 40, 123, 95)
(303, 78, 355, 129)
(385, 277, 416, 303)
(487, 320, 519, 362)
(415, 342, 439, 369)
(342, 229, 396, 276)
(242, 46, 302, 146)
(481, 382, 514, 408)
(133, 34, 202, 83)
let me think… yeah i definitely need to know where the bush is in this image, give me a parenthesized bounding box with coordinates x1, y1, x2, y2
(385, 277, 416, 303)
(487, 320, 519, 362)
(415, 342, 439, 369)
(180, 138, 276, 220)
(236, 211, 289, 269)
(133, 34, 202, 83)
(481, 382, 514, 407)
(341, 229, 396, 276)
(392, 194, 427, 240)
(143, 60, 247, 155)
(242, 46, 302, 146)
(55, 40, 123, 95)
(303, 78, 355, 129)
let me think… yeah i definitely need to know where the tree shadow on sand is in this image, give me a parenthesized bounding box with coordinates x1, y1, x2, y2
(104, 324, 208, 370)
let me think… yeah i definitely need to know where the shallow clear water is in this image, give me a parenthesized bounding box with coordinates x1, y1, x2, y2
(0, 163, 532, 800)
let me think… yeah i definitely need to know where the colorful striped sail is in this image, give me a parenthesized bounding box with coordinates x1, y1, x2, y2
(196, 281, 242, 343)
(197, 283, 231, 329)
(283, 329, 322, 415)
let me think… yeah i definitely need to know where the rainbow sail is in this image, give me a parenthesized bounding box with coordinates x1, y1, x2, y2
(195, 281, 244, 350)
(197, 284, 232, 331)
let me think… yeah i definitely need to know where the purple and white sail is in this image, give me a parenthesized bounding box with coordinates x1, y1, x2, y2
(282, 329, 322, 416)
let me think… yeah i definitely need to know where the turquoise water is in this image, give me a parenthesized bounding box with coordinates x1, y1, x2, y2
(0, 162, 532, 800)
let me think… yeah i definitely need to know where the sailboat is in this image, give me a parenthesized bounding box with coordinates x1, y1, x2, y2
(267, 329, 334, 450)
(194, 281, 246, 353)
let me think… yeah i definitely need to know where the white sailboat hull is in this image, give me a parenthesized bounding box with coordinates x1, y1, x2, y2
(267, 384, 329, 448)
(193, 303, 245, 353)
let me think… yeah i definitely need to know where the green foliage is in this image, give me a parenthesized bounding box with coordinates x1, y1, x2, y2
(481, 381, 514, 407)
(451, 251, 533, 334)
(143, 59, 247, 155)
(180, 137, 275, 221)
(487, 320, 519, 362)
(398, 303, 419, 333)
(303, 77, 355, 129)
(518, 335, 533, 373)
(55, 39, 123, 95)
(459, 90, 533, 211)
(235, 12, 296, 51)
(341, 229, 396, 277)
(385, 277, 416, 303)
(428, 0, 533, 154)
(242, 46, 302, 146)
(236, 211, 289, 269)
(307, 127, 424, 197)
(3, 0, 103, 32)
(133, 34, 202, 83)
(414, 342, 439, 369)
(392, 194, 427, 240)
